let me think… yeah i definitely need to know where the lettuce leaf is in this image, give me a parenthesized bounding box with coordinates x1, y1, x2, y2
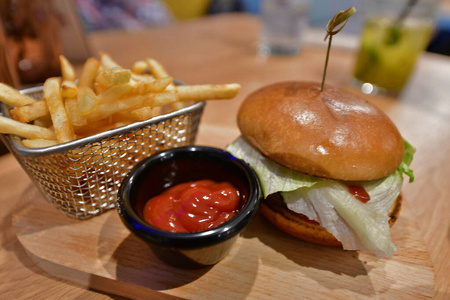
(282, 175, 402, 257)
(226, 136, 414, 196)
(226, 136, 415, 258)
(226, 136, 323, 198)
(397, 139, 416, 183)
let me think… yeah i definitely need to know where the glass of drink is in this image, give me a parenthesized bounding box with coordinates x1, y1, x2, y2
(258, 0, 311, 56)
(352, 0, 437, 95)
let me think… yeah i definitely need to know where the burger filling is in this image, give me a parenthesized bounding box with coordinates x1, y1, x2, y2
(227, 136, 415, 258)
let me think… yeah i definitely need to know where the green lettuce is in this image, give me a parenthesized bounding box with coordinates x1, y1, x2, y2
(226, 136, 323, 198)
(398, 139, 416, 183)
(226, 136, 415, 258)
(226, 136, 415, 197)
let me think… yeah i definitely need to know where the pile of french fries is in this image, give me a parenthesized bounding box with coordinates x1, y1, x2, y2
(0, 52, 240, 148)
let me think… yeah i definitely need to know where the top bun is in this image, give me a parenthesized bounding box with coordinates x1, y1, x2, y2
(237, 81, 404, 181)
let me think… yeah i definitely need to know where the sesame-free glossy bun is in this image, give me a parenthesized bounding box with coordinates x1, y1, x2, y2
(237, 81, 404, 181)
(260, 193, 402, 247)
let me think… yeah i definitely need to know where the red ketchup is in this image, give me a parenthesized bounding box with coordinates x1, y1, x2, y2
(143, 180, 241, 232)
(347, 185, 370, 203)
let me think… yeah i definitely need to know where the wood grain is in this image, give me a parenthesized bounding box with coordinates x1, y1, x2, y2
(13, 185, 433, 299)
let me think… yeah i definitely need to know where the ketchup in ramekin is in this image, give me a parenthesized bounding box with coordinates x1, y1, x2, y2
(116, 146, 261, 268)
(143, 180, 240, 232)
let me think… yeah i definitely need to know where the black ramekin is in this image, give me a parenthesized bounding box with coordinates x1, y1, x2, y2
(116, 145, 262, 268)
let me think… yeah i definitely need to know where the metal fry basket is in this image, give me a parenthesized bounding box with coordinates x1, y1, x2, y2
(0, 85, 205, 219)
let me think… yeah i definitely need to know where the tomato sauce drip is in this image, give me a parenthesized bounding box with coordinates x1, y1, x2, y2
(143, 180, 240, 233)
(347, 185, 370, 203)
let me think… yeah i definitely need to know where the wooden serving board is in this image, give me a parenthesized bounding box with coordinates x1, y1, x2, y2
(13, 186, 434, 299)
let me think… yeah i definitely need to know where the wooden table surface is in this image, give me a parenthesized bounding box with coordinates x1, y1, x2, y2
(1, 13, 449, 299)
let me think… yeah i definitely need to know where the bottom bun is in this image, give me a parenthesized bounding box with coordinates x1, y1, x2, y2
(260, 193, 402, 247)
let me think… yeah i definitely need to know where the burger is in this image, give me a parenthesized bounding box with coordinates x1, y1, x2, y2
(226, 81, 415, 258)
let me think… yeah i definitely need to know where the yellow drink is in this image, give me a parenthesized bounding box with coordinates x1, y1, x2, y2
(353, 17, 432, 93)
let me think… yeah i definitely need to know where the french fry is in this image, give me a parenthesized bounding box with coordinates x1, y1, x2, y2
(146, 58, 170, 79)
(59, 55, 76, 81)
(84, 95, 146, 122)
(0, 115, 56, 140)
(133, 76, 173, 94)
(61, 80, 78, 98)
(74, 116, 129, 137)
(145, 58, 183, 111)
(131, 73, 155, 83)
(74, 118, 113, 137)
(65, 98, 87, 126)
(77, 86, 98, 115)
(93, 82, 109, 95)
(151, 91, 179, 107)
(22, 139, 58, 148)
(44, 77, 76, 143)
(130, 106, 155, 121)
(151, 107, 162, 116)
(97, 83, 134, 103)
(176, 84, 241, 101)
(112, 121, 132, 128)
(145, 58, 173, 90)
(33, 114, 53, 128)
(10, 99, 49, 123)
(0, 52, 241, 149)
(95, 67, 132, 88)
(97, 77, 173, 103)
(169, 101, 185, 112)
(131, 60, 148, 74)
(99, 52, 121, 69)
(0, 83, 35, 107)
(78, 57, 100, 88)
(85, 90, 177, 122)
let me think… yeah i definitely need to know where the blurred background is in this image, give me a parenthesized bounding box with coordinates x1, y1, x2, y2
(1, 0, 449, 156)
(67, 0, 449, 54)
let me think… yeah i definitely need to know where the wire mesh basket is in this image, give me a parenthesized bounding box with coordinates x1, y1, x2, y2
(0, 85, 205, 219)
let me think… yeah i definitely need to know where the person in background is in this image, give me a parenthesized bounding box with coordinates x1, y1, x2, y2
(73, 0, 261, 29)
(72, 0, 174, 31)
